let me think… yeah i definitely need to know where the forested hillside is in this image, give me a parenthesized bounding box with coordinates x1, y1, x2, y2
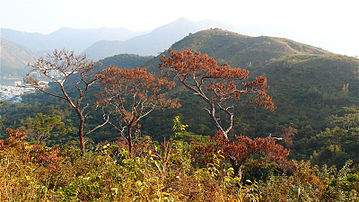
(141, 29, 359, 161)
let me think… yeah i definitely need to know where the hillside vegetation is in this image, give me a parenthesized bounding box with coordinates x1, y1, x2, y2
(141, 28, 359, 160)
(163, 29, 329, 67)
(1, 28, 359, 201)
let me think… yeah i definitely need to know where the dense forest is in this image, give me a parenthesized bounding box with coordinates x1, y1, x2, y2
(1, 29, 359, 201)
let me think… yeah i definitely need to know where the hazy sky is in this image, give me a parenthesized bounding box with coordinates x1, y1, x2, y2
(1, 0, 358, 56)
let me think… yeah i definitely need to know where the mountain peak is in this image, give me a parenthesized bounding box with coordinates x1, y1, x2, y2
(166, 28, 330, 68)
(172, 17, 192, 23)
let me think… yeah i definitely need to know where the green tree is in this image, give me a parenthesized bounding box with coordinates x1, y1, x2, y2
(24, 113, 71, 144)
(327, 107, 359, 130)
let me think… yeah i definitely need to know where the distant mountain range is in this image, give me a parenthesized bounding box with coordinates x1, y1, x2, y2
(84, 18, 232, 60)
(1, 18, 232, 62)
(0, 27, 145, 53)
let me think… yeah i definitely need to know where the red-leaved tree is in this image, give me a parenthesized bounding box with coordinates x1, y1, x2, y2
(0, 128, 61, 172)
(191, 132, 290, 177)
(98, 66, 180, 154)
(159, 49, 276, 139)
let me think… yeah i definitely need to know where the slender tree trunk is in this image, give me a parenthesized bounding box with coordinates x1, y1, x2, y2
(230, 156, 242, 187)
(229, 156, 241, 176)
(78, 114, 85, 156)
(127, 127, 133, 156)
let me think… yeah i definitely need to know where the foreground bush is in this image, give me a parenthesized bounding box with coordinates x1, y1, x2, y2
(258, 161, 359, 201)
(0, 129, 260, 201)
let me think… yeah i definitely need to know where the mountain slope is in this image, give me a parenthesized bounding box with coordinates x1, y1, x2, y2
(0, 38, 38, 76)
(141, 29, 358, 141)
(168, 28, 329, 66)
(144, 28, 330, 74)
(84, 40, 124, 61)
(83, 18, 233, 59)
(259, 53, 359, 126)
(98, 54, 154, 70)
(120, 18, 229, 56)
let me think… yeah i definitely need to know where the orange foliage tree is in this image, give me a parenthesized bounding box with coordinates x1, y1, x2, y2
(160, 49, 276, 139)
(0, 128, 61, 172)
(191, 132, 290, 176)
(25, 49, 109, 155)
(98, 66, 180, 154)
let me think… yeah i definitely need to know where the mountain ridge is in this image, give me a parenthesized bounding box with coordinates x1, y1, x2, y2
(0, 38, 39, 76)
(0, 27, 144, 52)
(144, 28, 331, 74)
(83, 18, 234, 60)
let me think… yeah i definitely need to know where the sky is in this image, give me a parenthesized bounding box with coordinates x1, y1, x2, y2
(1, 0, 359, 56)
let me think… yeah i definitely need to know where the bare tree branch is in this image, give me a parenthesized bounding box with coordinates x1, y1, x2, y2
(25, 49, 106, 155)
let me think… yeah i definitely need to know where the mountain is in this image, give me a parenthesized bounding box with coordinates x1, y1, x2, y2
(84, 18, 233, 60)
(145, 28, 330, 73)
(0, 27, 144, 52)
(168, 28, 328, 65)
(120, 18, 232, 56)
(84, 40, 124, 61)
(0, 38, 39, 77)
(141, 28, 359, 141)
(98, 54, 154, 70)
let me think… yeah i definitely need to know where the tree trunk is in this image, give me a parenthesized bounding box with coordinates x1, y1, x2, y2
(79, 115, 85, 156)
(229, 156, 242, 177)
(230, 156, 242, 188)
(127, 127, 133, 156)
(208, 103, 229, 139)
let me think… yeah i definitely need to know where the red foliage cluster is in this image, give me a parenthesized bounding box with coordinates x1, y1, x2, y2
(159, 49, 275, 110)
(0, 128, 27, 150)
(191, 131, 290, 174)
(98, 66, 180, 124)
(281, 126, 297, 147)
(160, 49, 249, 79)
(99, 67, 177, 93)
(0, 128, 61, 172)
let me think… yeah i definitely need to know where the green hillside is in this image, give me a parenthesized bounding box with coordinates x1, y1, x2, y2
(162, 28, 329, 67)
(142, 29, 359, 150)
(98, 54, 154, 69)
(254, 54, 359, 130)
